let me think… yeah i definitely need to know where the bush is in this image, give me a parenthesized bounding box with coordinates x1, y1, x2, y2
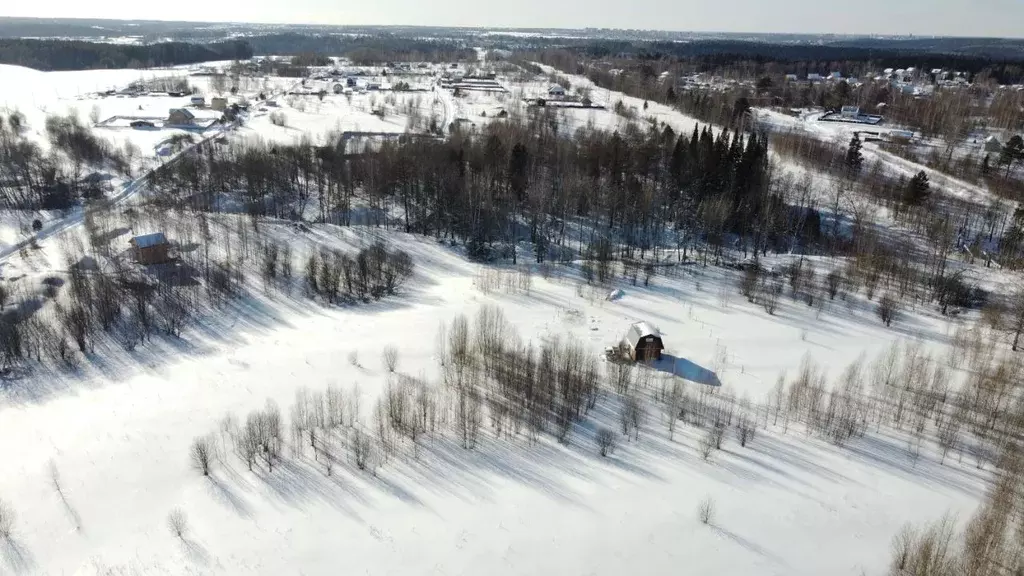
(697, 496, 715, 525)
(382, 345, 399, 373)
(0, 498, 13, 539)
(190, 436, 213, 476)
(739, 265, 760, 302)
(699, 429, 716, 460)
(878, 294, 898, 326)
(269, 111, 287, 127)
(167, 508, 188, 539)
(596, 427, 616, 457)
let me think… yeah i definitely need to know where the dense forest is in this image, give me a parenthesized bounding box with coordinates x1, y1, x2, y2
(147, 112, 777, 266)
(0, 34, 474, 71)
(0, 38, 252, 71)
(243, 33, 475, 64)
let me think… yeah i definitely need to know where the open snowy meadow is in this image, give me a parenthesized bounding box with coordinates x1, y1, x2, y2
(0, 221, 991, 575)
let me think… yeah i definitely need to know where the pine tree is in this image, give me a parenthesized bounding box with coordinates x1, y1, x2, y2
(1000, 135, 1024, 179)
(846, 133, 864, 173)
(904, 171, 931, 205)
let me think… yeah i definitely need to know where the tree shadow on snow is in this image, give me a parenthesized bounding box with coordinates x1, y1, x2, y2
(0, 537, 34, 574)
(179, 535, 211, 566)
(713, 525, 790, 568)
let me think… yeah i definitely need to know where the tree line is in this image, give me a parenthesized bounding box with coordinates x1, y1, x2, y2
(0, 38, 252, 71)
(529, 39, 1024, 84)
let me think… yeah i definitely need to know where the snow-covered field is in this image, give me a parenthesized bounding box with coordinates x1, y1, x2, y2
(0, 218, 991, 575)
(0, 58, 1007, 576)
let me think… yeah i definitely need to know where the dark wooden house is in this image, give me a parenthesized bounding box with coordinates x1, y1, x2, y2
(129, 232, 170, 264)
(625, 322, 664, 362)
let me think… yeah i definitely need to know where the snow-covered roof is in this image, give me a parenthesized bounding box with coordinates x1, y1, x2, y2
(131, 232, 168, 248)
(169, 108, 195, 119)
(626, 321, 662, 349)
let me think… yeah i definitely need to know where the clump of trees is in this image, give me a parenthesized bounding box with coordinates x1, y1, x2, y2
(303, 243, 414, 303)
(0, 111, 130, 210)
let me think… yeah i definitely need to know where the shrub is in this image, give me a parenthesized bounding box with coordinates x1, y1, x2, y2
(0, 498, 14, 539)
(878, 294, 898, 326)
(167, 508, 188, 539)
(699, 429, 716, 460)
(697, 496, 715, 525)
(190, 436, 213, 476)
(382, 345, 399, 373)
(596, 427, 616, 457)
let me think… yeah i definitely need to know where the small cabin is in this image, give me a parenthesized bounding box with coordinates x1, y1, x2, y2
(210, 97, 227, 111)
(548, 84, 566, 97)
(167, 108, 195, 126)
(985, 136, 1003, 153)
(840, 105, 861, 118)
(625, 322, 664, 362)
(129, 232, 171, 265)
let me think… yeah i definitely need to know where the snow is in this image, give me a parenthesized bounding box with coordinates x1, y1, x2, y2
(0, 222, 991, 575)
(0, 60, 1004, 576)
(530, 63, 704, 137)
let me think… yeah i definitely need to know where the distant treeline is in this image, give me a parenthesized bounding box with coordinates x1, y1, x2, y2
(244, 33, 475, 64)
(540, 40, 1024, 84)
(0, 38, 252, 71)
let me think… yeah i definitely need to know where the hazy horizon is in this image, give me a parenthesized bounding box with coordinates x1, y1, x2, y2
(1, 0, 1022, 39)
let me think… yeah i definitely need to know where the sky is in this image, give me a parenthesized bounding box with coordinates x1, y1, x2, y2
(1, 0, 1022, 38)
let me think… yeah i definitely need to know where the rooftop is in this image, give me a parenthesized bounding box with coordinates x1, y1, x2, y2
(131, 232, 168, 248)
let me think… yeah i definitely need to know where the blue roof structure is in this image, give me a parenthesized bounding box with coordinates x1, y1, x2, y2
(131, 232, 168, 248)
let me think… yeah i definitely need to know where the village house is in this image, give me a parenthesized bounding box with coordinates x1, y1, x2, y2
(166, 108, 195, 126)
(129, 232, 171, 265)
(624, 322, 665, 362)
(548, 84, 566, 97)
(841, 105, 861, 118)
